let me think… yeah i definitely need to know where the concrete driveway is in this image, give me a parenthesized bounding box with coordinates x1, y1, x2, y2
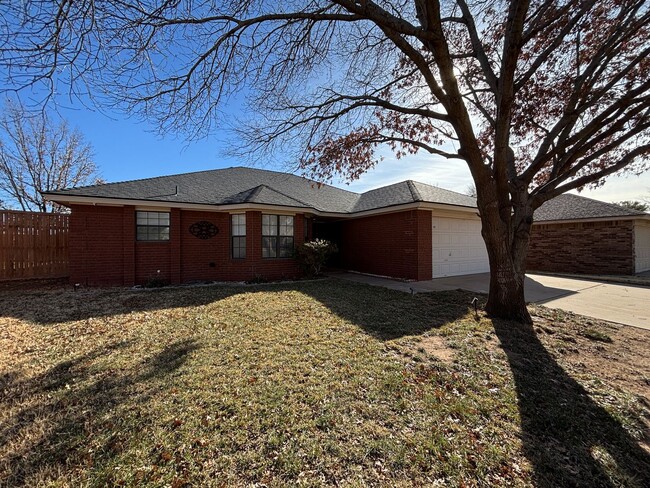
(332, 271, 650, 330)
(528, 275, 650, 330)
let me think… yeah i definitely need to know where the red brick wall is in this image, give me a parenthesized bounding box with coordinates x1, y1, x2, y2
(527, 220, 635, 275)
(68, 205, 305, 286)
(69, 204, 127, 286)
(335, 209, 432, 280)
(180, 210, 229, 282)
(135, 242, 172, 284)
(415, 210, 433, 280)
(122, 207, 136, 286)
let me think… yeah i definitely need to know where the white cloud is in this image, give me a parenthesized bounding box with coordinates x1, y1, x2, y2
(332, 151, 650, 204)
(335, 151, 474, 194)
(572, 172, 650, 203)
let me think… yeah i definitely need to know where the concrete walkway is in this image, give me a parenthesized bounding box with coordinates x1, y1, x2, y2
(330, 271, 650, 330)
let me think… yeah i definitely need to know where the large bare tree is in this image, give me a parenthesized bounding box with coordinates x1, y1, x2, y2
(0, 101, 99, 213)
(1, 0, 648, 322)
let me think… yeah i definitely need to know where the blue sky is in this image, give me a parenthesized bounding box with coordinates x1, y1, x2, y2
(1, 3, 647, 206)
(27, 100, 650, 203)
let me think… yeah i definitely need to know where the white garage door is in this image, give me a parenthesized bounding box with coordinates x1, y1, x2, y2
(432, 216, 490, 278)
(635, 221, 650, 273)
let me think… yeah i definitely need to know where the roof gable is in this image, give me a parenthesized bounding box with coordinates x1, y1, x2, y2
(222, 184, 309, 207)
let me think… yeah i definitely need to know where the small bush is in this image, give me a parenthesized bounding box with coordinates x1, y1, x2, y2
(295, 239, 338, 277)
(246, 274, 269, 284)
(144, 270, 168, 288)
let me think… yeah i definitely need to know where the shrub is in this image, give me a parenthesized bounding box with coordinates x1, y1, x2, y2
(144, 270, 169, 288)
(245, 274, 269, 284)
(295, 239, 338, 277)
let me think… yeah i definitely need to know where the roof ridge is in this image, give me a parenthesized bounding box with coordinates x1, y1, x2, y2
(251, 167, 360, 197)
(51, 166, 360, 197)
(412, 179, 477, 199)
(359, 180, 410, 194)
(246, 184, 266, 201)
(54, 167, 239, 193)
(256, 184, 312, 207)
(406, 180, 422, 201)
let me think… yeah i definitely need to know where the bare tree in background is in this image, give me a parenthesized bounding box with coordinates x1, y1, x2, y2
(1, 0, 648, 322)
(614, 200, 649, 212)
(0, 101, 100, 213)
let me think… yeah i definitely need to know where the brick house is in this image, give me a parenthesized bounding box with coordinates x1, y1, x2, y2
(44, 167, 650, 286)
(528, 194, 650, 275)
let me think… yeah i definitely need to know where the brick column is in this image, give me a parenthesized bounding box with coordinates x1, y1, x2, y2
(170, 208, 182, 284)
(68, 205, 87, 285)
(294, 214, 305, 247)
(416, 210, 433, 281)
(246, 211, 262, 277)
(122, 206, 136, 286)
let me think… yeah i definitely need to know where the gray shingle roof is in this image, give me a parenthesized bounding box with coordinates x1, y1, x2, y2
(534, 194, 647, 221)
(47, 167, 647, 221)
(351, 180, 476, 212)
(49, 167, 359, 213)
(352, 181, 417, 212)
(46, 166, 477, 214)
(411, 181, 477, 208)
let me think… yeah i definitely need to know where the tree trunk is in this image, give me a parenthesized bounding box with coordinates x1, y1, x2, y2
(480, 191, 533, 324)
(484, 252, 531, 323)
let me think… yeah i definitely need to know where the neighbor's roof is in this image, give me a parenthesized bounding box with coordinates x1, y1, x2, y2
(534, 194, 647, 222)
(45, 166, 478, 214)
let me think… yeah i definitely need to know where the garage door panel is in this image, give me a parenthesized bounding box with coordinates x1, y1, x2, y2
(451, 234, 464, 246)
(432, 216, 489, 278)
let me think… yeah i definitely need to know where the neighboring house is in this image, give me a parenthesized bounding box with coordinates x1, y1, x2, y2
(43, 167, 650, 286)
(528, 194, 650, 275)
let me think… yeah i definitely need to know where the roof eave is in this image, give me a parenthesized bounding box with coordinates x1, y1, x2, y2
(43, 193, 321, 214)
(43, 193, 480, 218)
(533, 214, 650, 225)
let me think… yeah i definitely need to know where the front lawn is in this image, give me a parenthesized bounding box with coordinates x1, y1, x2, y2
(1, 279, 648, 486)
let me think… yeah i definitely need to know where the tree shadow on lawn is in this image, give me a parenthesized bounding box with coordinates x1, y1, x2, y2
(304, 280, 650, 485)
(0, 278, 464, 339)
(299, 280, 471, 340)
(2, 278, 649, 485)
(0, 338, 199, 486)
(492, 317, 650, 487)
(293, 281, 650, 485)
(0, 284, 249, 325)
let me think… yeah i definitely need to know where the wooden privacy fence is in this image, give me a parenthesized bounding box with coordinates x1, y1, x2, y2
(0, 210, 69, 280)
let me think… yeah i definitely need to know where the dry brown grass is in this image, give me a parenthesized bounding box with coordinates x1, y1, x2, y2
(1, 279, 649, 487)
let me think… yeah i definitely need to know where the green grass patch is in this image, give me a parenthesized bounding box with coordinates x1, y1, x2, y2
(581, 328, 614, 343)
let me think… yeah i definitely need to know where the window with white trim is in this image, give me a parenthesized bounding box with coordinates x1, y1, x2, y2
(231, 214, 246, 259)
(136, 211, 170, 241)
(262, 214, 294, 258)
